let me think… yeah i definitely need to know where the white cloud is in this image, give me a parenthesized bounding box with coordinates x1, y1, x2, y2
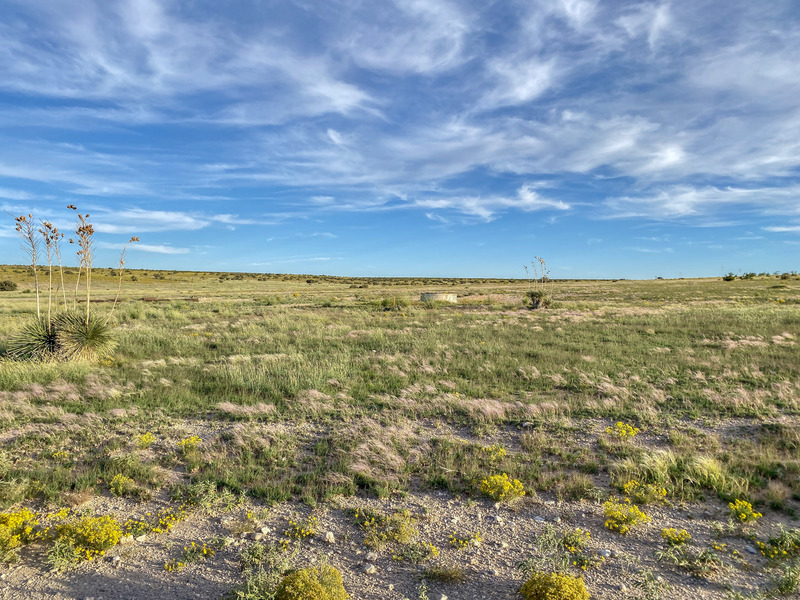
(764, 226, 800, 233)
(416, 184, 569, 221)
(99, 241, 189, 254)
(616, 3, 673, 49)
(605, 185, 800, 219)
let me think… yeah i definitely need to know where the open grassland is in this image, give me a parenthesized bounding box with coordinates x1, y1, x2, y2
(0, 267, 799, 599)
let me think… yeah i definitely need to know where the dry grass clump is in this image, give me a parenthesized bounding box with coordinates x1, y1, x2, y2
(217, 402, 277, 419)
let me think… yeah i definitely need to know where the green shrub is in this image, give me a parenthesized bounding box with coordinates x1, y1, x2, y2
(481, 473, 525, 502)
(0, 280, 17, 291)
(54, 514, 122, 562)
(520, 572, 590, 600)
(276, 564, 349, 600)
(603, 498, 650, 534)
(5, 312, 116, 362)
(0, 508, 39, 562)
(5, 317, 59, 361)
(525, 290, 551, 309)
(380, 297, 410, 311)
(55, 311, 117, 361)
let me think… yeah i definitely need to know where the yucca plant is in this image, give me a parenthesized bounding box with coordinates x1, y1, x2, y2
(6, 312, 115, 362)
(55, 311, 117, 362)
(5, 317, 59, 361)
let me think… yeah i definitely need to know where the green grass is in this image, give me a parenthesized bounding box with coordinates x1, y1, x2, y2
(0, 269, 798, 508)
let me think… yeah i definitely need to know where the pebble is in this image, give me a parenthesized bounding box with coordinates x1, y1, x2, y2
(366, 551, 379, 562)
(325, 531, 336, 544)
(745, 545, 758, 554)
(364, 564, 377, 575)
(552, 516, 561, 524)
(253, 533, 264, 541)
(534, 516, 545, 523)
(599, 549, 612, 558)
(134, 535, 147, 543)
(260, 526, 272, 534)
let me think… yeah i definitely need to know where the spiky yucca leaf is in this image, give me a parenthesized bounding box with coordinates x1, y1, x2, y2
(5, 317, 59, 361)
(55, 312, 117, 361)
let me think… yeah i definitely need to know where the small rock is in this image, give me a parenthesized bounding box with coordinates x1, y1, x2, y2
(325, 531, 336, 544)
(134, 535, 147, 543)
(500, 542, 509, 549)
(253, 533, 264, 541)
(534, 516, 545, 524)
(552, 516, 561, 524)
(544, 500, 556, 506)
(119, 535, 134, 545)
(745, 545, 758, 555)
(620, 584, 628, 592)
(260, 526, 272, 534)
(522, 422, 534, 428)
(366, 551, 379, 562)
(364, 564, 378, 575)
(439, 595, 448, 600)
(599, 549, 612, 558)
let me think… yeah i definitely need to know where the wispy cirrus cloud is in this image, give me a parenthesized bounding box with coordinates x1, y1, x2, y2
(98, 241, 189, 254)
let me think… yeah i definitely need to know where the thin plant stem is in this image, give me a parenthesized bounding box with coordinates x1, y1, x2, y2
(107, 237, 139, 324)
(15, 214, 40, 319)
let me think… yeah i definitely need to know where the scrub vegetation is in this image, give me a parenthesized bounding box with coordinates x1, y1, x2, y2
(0, 265, 798, 599)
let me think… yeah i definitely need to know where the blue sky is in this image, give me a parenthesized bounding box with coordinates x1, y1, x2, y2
(1, 0, 798, 279)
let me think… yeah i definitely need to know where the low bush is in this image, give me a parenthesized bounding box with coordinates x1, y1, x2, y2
(603, 498, 650, 534)
(54, 514, 123, 562)
(5, 312, 116, 362)
(276, 564, 349, 600)
(519, 571, 590, 600)
(0, 280, 17, 291)
(481, 473, 525, 502)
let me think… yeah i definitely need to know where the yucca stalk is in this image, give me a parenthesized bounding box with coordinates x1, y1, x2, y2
(68, 205, 95, 325)
(39, 221, 59, 324)
(107, 236, 139, 324)
(15, 214, 40, 319)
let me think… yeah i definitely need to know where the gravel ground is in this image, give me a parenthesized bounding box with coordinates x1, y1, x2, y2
(0, 487, 780, 600)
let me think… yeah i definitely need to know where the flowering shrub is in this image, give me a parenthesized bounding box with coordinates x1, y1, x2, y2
(520, 572, 590, 600)
(480, 473, 525, 502)
(481, 444, 507, 461)
(622, 480, 667, 504)
(392, 540, 439, 562)
(165, 540, 216, 572)
(756, 527, 800, 561)
(285, 516, 318, 540)
(605, 422, 640, 439)
(449, 531, 482, 549)
(109, 474, 137, 497)
(661, 528, 691, 546)
(561, 528, 591, 554)
(353, 508, 417, 549)
(603, 498, 650, 534)
(728, 499, 761, 524)
(137, 432, 155, 449)
(276, 564, 349, 600)
(0, 508, 40, 562)
(54, 515, 122, 562)
(177, 435, 202, 453)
